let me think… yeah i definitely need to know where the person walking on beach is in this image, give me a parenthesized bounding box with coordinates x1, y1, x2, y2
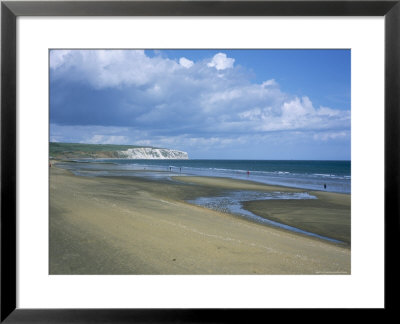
(324, 183, 327, 190)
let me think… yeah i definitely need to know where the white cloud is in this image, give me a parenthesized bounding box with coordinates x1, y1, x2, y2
(313, 131, 349, 141)
(49, 50, 72, 69)
(179, 57, 194, 68)
(262, 79, 278, 87)
(83, 135, 129, 145)
(50, 49, 180, 89)
(235, 96, 350, 133)
(50, 50, 350, 150)
(238, 108, 262, 121)
(281, 97, 316, 123)
(50, 124, 134, 144)
(207, 53, 235, 70)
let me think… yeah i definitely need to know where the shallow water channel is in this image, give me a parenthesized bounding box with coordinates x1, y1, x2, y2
(187, 190, 344, 244)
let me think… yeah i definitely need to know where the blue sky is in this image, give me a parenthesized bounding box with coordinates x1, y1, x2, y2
(50, 49, 350, 160)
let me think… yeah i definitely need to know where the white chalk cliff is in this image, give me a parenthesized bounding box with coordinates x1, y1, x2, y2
(118, 147, 189, 159)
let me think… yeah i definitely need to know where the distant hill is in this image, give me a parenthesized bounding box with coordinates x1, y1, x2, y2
(49, 142, 188, 159)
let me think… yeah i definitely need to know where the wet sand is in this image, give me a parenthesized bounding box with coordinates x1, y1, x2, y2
(49, 165, 350, 274)
(243, 192, 350, 244)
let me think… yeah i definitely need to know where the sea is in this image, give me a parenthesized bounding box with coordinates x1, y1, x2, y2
(57, 159, 351, 194)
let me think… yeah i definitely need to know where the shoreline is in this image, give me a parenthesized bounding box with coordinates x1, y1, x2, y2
(53, 158, 351, 195)
(50, 164, 351, 274)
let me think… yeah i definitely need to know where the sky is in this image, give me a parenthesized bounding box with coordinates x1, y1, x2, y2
(49, 49, 351, 160)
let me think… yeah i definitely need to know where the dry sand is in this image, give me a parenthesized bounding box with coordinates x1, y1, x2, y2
(49, 165, 350, 275)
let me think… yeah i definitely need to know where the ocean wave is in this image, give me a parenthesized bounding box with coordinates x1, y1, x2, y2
(313, 173, 334, 177)
(56, 159, 351, 193)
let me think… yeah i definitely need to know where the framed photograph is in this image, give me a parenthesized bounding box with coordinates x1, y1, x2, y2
(1, 0, 399, 321)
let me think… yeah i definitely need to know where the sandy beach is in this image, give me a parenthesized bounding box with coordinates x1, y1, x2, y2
(49, 164, 351, 275)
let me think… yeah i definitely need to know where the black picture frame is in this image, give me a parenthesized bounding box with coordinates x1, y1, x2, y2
(1, 0, 399, 322)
